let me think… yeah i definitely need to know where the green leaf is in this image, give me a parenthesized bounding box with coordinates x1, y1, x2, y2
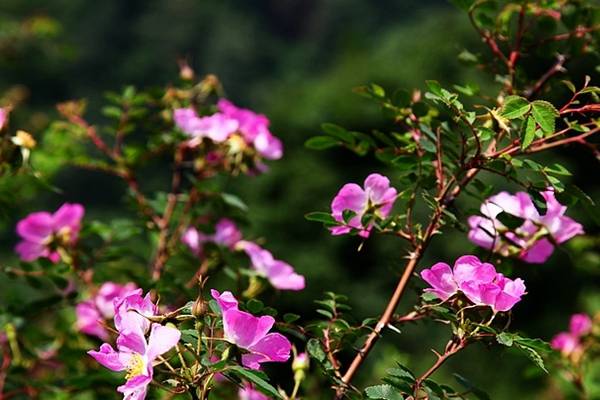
(305, 136, 340, 150)
(531, 100, 559, 134)
(245, 299, 264, 314)
(221, 193, 248, 212)
(365, 384, 404, 399)
(321, 123, 355, 145)
(228, 366, 282, 398)
(496, 332, 514, 347)
(304, 211, 336, 224)
(426, 80, 443, 97)
(521, 116, 536, 150)
(283, 313, 300, 323)
(306, 338, 326, 363)
(500, 96, 530, 119)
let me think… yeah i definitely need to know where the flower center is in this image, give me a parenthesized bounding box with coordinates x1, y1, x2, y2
(125, 353, 145, 379)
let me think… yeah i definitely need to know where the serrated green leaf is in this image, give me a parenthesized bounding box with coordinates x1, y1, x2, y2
(521, 116, 536, 150)
(365, 384, 404, 399)
(501, 96, 530, 119)
(304, 212, 336, 224)
(531, 100, 559, 134)
(496, 332, 514, 346)
(306, 338, 326, 362)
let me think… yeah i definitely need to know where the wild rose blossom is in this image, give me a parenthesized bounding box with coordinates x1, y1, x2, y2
(76, 282, 138, 340)
(89, 324, 180, 400)
(236, 241, 305, 291)
(551, 313, 593, 357)
(211, 289, 291, 369)
(15, 203, 85, 263)
(217, 99, 283, 160)
(88, 290, 180, 400)
(174, 107, 238, 143)
(173, 100, 283, 160)
(239, 383, 270, 400)
(420, 255, 526, 312)
(330, 173, 397, 238)
(182, 218, 242, 256)
(468, 189, 584, 263)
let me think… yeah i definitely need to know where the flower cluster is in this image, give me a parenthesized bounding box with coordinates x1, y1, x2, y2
(183, 219, 305, 291)
(174, 99, 282, 160)
(88, 290, 181, 400)
(468, 189, 583, 263)
(551, 313, 593, 359)
(76, 282, 138, 340)
(420, 255, 526, 313)
(15, 203, 85, 263)
(329, 173, 397, 238)
(212, 289, 291, 369)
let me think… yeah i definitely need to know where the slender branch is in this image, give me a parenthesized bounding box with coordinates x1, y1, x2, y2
(413, 339, 467, 396)
(524, 54, 567, 99)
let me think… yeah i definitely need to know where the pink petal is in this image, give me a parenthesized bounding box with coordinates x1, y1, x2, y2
(117, 330, 147, 355)
(247, 332, 291, 363)
(146, 323, 181, 362)
(330, 183, 366, 225)
(453, 255, 496, 286)
(266, 260, 305, 291)
(16, 212, 54, 242)
(569, 314, 592, 336)
(52, 203, 84, 235)
(420, 262, 457, 301)
(76, 301, 108, 340)
(88, 343, 127, 372)
(210, 289, 239, 312)
(15, 240, 47, 262)
(519, 239, 554, 264)
(222, 309, 274, 348)
(117, 374, 152, 400)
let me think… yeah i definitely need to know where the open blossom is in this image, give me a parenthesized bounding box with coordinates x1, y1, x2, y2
(89, 324, 180, 400)
(420, 255, 526, 313)
(15, 203, 85, 263)
(468, 189, 584, 263)
(174, 107, 238, 143)
(330, 173, 397, 238)
(239, 384, 270, 400)
(182, 218, 242, 256)
(211, 289, 291, 369)
(76, 282, 138, 340)
(236, 241, 305, 291)
(88, 290, 179, 400)
(551, 313, 593, 357)
(217, 99, 283, 160)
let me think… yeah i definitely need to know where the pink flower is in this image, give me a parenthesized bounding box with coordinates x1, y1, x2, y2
(239, 383, 270, 400)
(76, 282, 138, 340)
(569, 313, 593, 337)
(88, 323, 180, 400)
(468, 189, 583, 263)
(236, 241, 305, 291)
(0, 108, 7, 130)
(551, 332, 579, 356)
(217, 99, 283, 160)
(182, 218, 243, 256)
(114, 290, 158, 337)
(174, 107, 238, 143)
(420, 255, 526, 313)
(15, 203, 85, 263)
(330, 173, 397, 238)
(551, 313, 593, 357)
(211, 290, 291, 369)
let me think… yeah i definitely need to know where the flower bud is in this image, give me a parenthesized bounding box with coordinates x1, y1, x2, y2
(292, 352, 309, 372)
(192, 298, 208, 319)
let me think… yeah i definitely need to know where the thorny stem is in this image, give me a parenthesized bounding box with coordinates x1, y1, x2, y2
(412, 339, 467, 398)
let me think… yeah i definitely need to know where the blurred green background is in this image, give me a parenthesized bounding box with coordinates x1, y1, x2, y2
(1, 0, 599, 398)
